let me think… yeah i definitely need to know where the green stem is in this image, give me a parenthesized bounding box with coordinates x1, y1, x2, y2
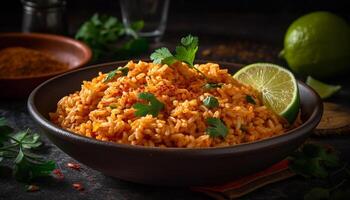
(330, 179, 347, 191)
(0, 143, 19, 150)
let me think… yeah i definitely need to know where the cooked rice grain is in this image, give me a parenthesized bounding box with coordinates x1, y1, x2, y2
(50, 61, 287, 148)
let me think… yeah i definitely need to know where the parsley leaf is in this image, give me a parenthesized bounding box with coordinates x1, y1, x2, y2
(175, 35, 198, 66)
(133, 92, 164, 117)
(11, 130, 42, 149)
(246, 95, 256, 105)
(289, 143, 340, 178)
(150, 34, 207, 78)
(0, 117, 13, 146)
(203, 83, 222, 90)
(103, 66, 129, 83)
(203, 96, 219, 108)
(0, 117, 56, 183)
(150, 48, 176, 65)
(76, 13, 148, 60)
(206, 117, 228, 138)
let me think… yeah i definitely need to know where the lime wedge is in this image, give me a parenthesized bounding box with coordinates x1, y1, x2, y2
(306, 76, 341, 99)
(233, 63, 300, 123)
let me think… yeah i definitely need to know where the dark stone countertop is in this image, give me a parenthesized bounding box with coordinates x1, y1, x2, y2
(1, 6, 350, 199)
(1, 99, 349, 200)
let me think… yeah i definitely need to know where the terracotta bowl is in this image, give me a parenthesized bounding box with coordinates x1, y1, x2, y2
(0, 32, 91, 98)
(28, 61, 323, 186)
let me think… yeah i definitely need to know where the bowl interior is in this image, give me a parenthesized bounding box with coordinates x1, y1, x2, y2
(0, 33, 91, 71)
(28, 60, 323, 185)
(33, 60, 319, 133)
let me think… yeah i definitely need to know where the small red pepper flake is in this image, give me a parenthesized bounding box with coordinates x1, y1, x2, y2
(67, 162, 81, 171)
(72, 183, 84, 191)
(26, 184, 40, 192)
(53, 169, 64, 180)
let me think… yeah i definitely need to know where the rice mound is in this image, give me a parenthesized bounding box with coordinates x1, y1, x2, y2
(50, 61, 287, 148)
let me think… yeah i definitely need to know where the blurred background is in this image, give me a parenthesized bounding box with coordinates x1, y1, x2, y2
(0, 0, 349, 67)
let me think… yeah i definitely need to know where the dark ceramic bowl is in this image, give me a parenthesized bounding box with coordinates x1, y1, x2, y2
(28, 61, 323, 186)
(0, 32, 92, 98)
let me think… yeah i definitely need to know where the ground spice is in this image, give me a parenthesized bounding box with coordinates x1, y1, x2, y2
(0, 47, 68, 78)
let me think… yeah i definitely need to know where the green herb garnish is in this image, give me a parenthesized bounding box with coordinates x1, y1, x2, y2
(288, 143, 340, 178)
(203, 83, 222, 90)
(150, 34, 208, 78)
(104, 66, 129, 83)
(203, 96, 219, 108)
(206, 117, 228, 138)
(246, 95, 256, 105)
(76, 13, 148, 60)
(304, 180, 349, 200)
(133, 92, 164, 117)
(0, 117, 56, 182)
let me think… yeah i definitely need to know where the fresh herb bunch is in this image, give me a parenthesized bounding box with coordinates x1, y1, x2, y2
(133, 92, 165, 117)
(289, 143, 350, 200)
(150, 35, 208, 78)
(0, 117, 56, 182)
(289, 143, 340, 178)
(76, 13, 148, 61)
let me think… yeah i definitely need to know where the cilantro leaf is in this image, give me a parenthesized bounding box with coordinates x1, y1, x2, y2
(133, 92, 164, 117)
(203, 96, 219, 108)
(246, 95, 256, 105)
(103, 66, 129, 83)
(130, 20, 144, 32)
(75, 13, 148, 60)
(14, 154, 56, 182)
(0, 117, 13, 146)
(206, 117, 228, 138)
(203, 83, 222, 90)
(0, 117, 56, 183)
(289, 143, 340, 178)
(175, 35, 198, 66)
(150, 47, 176, 65)
(12, 130, 42, 149)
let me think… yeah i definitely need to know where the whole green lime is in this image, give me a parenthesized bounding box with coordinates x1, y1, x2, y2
(280, 11, 350, 79)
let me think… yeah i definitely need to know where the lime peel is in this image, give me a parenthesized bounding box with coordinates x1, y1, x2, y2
(233, 63, 300, 124)
(306, 76, 341, 99)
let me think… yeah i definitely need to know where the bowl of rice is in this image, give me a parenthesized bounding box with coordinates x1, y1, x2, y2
(28, 60, 322, 186)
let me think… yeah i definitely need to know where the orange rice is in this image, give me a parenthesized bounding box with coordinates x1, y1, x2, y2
(50, 61, 287, 148)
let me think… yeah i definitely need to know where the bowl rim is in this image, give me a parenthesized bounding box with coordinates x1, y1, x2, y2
(0, 32, 92, 80)
(28, 60, 323, 154)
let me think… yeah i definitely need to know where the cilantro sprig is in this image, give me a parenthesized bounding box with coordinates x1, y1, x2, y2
(103, 66, 129, 83)
(150, 35, 208, 79)
(133, 92, 164, 117)
(0, 117, 56, 183)
(76, 13, 148, 60)
(289, 143, 340, 178)
(206, 117, 228, 138)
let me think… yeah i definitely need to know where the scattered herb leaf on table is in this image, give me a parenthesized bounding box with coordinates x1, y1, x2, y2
(0, 117, 56, 183)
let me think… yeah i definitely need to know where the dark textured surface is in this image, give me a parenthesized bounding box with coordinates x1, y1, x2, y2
(1, 1, 350, 199)
(0, 100, 349, 200)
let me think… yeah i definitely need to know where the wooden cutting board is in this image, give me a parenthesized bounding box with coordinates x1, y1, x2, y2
(314, 102, 350, 135)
